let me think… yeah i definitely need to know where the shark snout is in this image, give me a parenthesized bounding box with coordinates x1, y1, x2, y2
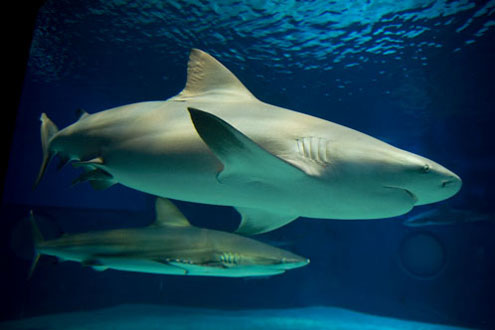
(439, 172, 462, 199)
(440, 173, 462, 194)
(278, 256, 310, 270)
(410, 163, 462, 206)
(441, 172, 462, 189)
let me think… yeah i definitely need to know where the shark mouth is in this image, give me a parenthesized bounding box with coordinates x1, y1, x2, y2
(383, 186, 418, 204)
(401, 189, 417, 203)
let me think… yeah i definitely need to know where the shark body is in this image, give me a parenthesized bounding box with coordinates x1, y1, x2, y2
(30, 198, 309, 277)
(35, 49, 462, 234)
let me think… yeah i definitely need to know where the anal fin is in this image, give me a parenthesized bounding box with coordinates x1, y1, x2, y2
(81, 258, 108, 272)
(57, 155, 70, 171)
(72, 157, 104, 168)
(235, 207, 299, 235)
(81, 258, 104, 267)
(89, 180, 116, 191)
(72, 168, 115, 190)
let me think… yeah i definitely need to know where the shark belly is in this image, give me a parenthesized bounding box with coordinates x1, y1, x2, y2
(81, 101, 323, 215)
(94, 258, 188, 275)
(95, 258, 286, 277)
(63, 100, 419, 220)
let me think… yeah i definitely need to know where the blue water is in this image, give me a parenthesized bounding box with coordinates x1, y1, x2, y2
(2, 0, 494, 329)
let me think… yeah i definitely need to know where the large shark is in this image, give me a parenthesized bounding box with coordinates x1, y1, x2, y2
(35, 49, 462, 234)
(29, 198, 309, 277)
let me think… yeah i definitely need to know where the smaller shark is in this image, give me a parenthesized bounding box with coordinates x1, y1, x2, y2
(29, 198, 309, 277)
(403, 206, 493, 227)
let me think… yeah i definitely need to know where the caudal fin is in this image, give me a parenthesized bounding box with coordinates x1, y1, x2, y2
(33, 113, 59, 189)
(28, 210, 44, 278)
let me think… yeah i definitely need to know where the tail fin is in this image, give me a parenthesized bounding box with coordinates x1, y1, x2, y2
(28, 210, 44, 278)
(33, 113, 59, 189)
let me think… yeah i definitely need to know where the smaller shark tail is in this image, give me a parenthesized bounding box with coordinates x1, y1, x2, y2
(28, 210, 44, 278)
(33, 113, 59, 189)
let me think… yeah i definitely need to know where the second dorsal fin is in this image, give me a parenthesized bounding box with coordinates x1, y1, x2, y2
(177, 49, 256, 101)
(152, 198, 191, 227)
(75, 108, 90, 121)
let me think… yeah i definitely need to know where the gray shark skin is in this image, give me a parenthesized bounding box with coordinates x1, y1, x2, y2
(29, 198, 309, 277)
(35, 49, 462, 235)
(403, 207, 493, 227)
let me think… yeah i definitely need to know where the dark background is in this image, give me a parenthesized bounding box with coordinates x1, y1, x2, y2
(2, 1, 494, 329)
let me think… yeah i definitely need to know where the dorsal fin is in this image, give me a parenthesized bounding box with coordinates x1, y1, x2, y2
(75, 108, 90, 121)
(153, 198, 191, 227)
(177, 49, 256, 101)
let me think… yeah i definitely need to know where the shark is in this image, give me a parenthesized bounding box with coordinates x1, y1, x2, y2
(29, 198, 309, 277)
(34, 49, 462, 235)
(403, 206, 493, 227)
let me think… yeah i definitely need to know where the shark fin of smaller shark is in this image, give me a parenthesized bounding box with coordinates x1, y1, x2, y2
(177, 49, 256, 101)
(28, 210, 44, 279)
(188, 107, 306, 186)
(28, 253, 40, 279)
(235, 207, 299, 235)
(29, 211, 44, 246)
(153, 198, 191, 227)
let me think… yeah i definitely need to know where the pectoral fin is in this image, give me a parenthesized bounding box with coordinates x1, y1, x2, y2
(167, 262, 229, 276)
(156, 259, 194, 275)
(188, 107, 306, 185)
(235, 207, 299, 235)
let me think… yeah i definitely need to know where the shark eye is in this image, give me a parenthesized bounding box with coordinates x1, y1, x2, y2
(422, 164, 431, 173)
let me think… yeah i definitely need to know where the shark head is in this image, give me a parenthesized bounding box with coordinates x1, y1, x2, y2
(325, 136, 462, 218)
(206, 234, 309, 276)
(386, 154, 462, 207)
